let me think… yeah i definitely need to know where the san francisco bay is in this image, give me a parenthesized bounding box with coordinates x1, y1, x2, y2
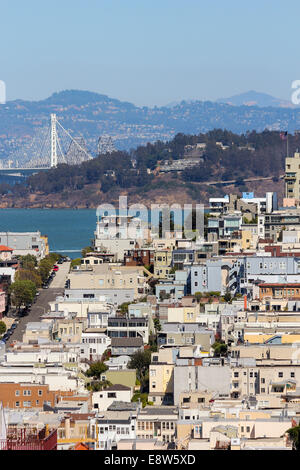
(0, 209, 97, 259)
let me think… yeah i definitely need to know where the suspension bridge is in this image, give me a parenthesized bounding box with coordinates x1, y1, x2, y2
(0, 114, 94, 177)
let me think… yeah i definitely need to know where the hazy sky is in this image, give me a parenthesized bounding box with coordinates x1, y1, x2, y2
(1, 0, 300, 106)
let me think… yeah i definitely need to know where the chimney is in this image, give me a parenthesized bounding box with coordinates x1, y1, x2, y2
(65, 417, 71, 439)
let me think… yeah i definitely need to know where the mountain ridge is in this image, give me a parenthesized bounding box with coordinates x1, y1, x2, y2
(216, 90, 296, 108)
(1, 89, 300, 160)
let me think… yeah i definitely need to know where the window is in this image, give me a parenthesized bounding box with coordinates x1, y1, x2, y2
(23, 390, 31, 396)
(107, 393, 116, 398)
(15, 402, 20, 407)
(278, 372, 283, 378)
(15, 390, 20, 396)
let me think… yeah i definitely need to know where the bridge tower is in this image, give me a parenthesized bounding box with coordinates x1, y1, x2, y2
(50, 113, 57, 168)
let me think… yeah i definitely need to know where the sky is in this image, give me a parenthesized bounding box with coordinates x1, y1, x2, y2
(1, 0, 300, 107)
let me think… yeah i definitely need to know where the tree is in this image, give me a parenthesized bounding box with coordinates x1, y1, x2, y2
(9, 280, 36, 311)
(47, 253, 61, 264)
(0, 321, 6, 335)
(16, 268, 42, 289)
(223, 291, 232, 303)
(38, 258, 53, 283)
(212, 340, 228, 357)
(153, 318, 161, 332)
(286, 426, 300, 450)
(131, 392, 152, 408)
(128, 349, 152, 381)
(87, 380, 112, 392)
(71, 258, 82, 269)
(86, 361, 108, 379)
(119, 302, 131, 315)
(81, 246, 93, 258)
(20, 254, 38, 269)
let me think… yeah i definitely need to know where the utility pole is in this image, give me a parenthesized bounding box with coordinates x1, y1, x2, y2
(50, 114, 57, 168)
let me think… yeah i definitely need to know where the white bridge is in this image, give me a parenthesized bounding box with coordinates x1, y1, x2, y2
(0, 114, 93, 174)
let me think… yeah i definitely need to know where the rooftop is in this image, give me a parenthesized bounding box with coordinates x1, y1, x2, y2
(111, 337, 143, 347)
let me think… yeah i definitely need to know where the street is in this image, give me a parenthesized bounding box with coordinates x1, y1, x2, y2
(7, 262, 71, 344)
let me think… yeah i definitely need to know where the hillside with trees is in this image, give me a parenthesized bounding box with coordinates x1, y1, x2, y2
(0, 128, 292, 208)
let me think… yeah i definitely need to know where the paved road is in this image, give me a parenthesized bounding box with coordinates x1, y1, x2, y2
(193, 174, 285, 186)
(7, 262, 71, 344)
(51, 261, 71, 288)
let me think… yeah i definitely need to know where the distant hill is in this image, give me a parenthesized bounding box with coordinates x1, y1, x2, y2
(2, 89, 300, 163)
(216, 90, 296, 108)
(0, 128, 289, 209)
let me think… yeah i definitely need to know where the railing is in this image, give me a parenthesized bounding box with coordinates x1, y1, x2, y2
(0, 428, 57, 451)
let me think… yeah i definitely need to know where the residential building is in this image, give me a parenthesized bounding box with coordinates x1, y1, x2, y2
(92, 384, 132, 411)
(0, 232, 47, 260)
(110, 337, 144, 356)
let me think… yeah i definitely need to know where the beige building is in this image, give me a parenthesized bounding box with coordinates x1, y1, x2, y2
(22, 322, 52, 344)
(158, 324, 214, 351)
(231, 343, 300, 363)
(154, 249, 173, 279)
(178, 390, 214, 408)
(243, 332, 300, 344)
(136, 407, 178, 444)
(52, 318, 85, 343)
(57, 413, 95, 450)
(285, 151, 300, 199)
(117, 439, 167, 450)
(201, 416, 293, 441)
(231, 364, 300, 399)
(67, 264, 150, 299)
(167, 303, 200, 323)
(48, 297, 113, 320)
(148, 350, 174, 405)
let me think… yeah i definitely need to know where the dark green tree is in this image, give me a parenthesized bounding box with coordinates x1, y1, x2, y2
(212, 340, 228, 357)
(9, 280, 36, 311)
(153, 318, 162, 332)
(0, 321, 6, 335)
(286, 426, 300, 450)
(128, 349, 152, 381)
(86, 361, 108, 379)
